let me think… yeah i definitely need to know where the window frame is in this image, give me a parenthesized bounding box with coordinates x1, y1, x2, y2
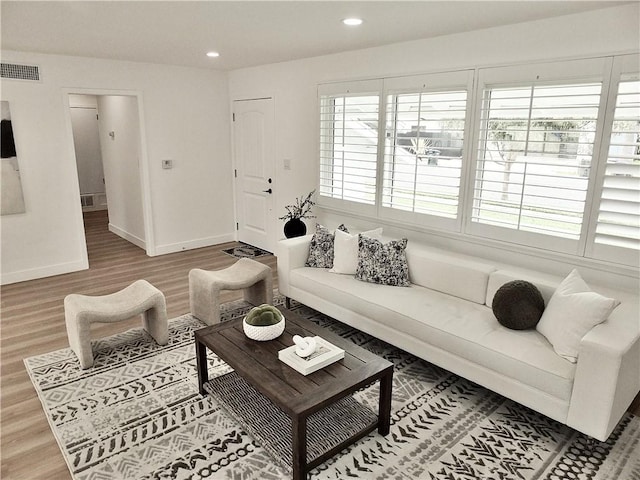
(378, 70, 475, 232)
(585, 54, 640, 266)
(317, 79, 383, 218)
(464, 57, 613, 256)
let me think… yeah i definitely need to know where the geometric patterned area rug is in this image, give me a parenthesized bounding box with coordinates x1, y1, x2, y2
(203, 372, 379, 473)
(25, 296, 640, 480)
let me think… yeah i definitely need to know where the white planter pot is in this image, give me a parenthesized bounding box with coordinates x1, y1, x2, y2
(243, 315, 285, 341)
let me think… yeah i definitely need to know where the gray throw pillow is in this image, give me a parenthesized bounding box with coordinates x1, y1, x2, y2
(305, 224, 348, 268)
(355, 236, 410, 286)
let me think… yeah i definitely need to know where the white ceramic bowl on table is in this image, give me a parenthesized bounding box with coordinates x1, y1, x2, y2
(242, 314, 285, 341)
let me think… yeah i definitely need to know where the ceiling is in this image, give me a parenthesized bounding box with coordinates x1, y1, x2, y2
(1, 1, 630, 71)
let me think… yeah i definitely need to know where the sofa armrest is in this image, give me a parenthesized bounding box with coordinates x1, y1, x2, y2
(275, 235, 312, 297)
(567, 302, 640, 441)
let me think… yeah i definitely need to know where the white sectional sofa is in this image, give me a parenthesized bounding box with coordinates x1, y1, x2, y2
(277, 234, 640, 441)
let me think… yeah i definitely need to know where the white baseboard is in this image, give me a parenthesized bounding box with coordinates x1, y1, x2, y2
(109, 223, 146, 250)
(0, 259, 88, 285)
(153, 233, 236, 256)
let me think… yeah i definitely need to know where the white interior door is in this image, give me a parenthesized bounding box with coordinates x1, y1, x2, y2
(233, 98, 275, 252)
(70, 106, 105, 197)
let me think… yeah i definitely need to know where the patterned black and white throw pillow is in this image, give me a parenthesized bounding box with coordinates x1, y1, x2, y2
(306, 224, 348, 268)
(355, 235, 410, 286)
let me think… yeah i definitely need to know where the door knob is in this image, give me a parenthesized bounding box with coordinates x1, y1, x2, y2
(263, 188, 272, 194)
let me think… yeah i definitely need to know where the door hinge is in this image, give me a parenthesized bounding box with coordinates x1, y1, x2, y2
(236, 222, 239, 231)
(232, 112, 235, 122)
(234, 169, 237, 178)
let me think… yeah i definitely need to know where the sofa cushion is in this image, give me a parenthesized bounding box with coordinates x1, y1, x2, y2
(405, 245, 495, 304)
(290, 267, 576, 401)
(356, 236, 410, 287)
(486, 270, 559, 307)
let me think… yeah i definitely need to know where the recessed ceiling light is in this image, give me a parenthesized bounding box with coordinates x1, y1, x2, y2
(343, 18, 363, 26)
(206, 51, 220, 58)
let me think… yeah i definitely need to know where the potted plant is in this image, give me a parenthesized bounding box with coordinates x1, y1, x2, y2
(279, 190, 316, 238)
(243, 304, 285, 341)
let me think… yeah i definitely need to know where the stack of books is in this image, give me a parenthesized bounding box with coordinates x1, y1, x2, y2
(278, 336, 345, 375)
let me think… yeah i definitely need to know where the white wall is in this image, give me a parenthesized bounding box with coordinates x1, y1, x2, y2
(1, 5, 637, 287)
(0, 51, 233, 284)
(228, 4, 640, 291)
(97, 95, 145, 247)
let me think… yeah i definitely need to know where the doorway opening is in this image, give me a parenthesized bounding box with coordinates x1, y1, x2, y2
(68, 94, 147, 264)
(69, 95, 108, 214)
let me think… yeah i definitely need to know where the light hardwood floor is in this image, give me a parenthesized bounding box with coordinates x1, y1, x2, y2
(1, 210, 276, 480)
(1, 210, 638, 479)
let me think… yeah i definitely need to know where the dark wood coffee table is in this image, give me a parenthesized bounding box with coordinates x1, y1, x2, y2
(195, 307, 393, 480)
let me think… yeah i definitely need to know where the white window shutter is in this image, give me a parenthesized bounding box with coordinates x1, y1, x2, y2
(382, 90, 467, 220)
(470, 82, 602, 252)
(591, 77, 640, 262)
(319, 91, 380, 207)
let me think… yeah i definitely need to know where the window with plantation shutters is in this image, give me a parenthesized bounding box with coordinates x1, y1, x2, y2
(590, 76, 640, 262)
(382, 90, 467, 221)
(471, 81, 602, 252)
(318, 88, 380, 208)
(315, 56, 638, 269)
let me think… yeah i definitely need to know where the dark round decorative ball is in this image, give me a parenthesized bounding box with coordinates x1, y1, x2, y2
(492, 280, 545, 330)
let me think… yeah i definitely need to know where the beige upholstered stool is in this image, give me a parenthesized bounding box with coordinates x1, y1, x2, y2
(64, 280, 169, 369)
(189, 258, 273, 325)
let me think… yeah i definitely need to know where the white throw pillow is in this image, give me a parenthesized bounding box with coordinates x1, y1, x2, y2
(536, 269, 620, 363)
(330, 228, 383, 275)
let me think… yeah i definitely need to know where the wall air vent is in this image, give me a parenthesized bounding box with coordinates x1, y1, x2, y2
(1, 63, 40, 81)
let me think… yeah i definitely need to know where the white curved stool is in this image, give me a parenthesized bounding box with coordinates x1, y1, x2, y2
(189, 258, 273, 326)
(64, 279, 169, 369)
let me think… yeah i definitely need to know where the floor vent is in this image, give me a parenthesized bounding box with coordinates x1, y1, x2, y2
(1, 63, 40, 81)
(80, 193, 107, 211)
(80, 195, 94, 207)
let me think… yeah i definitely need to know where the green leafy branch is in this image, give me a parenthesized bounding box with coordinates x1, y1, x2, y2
(279, 190, 316, 221)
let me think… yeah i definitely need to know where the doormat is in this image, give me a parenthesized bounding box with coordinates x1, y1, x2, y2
(222, 242, 271, 259)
